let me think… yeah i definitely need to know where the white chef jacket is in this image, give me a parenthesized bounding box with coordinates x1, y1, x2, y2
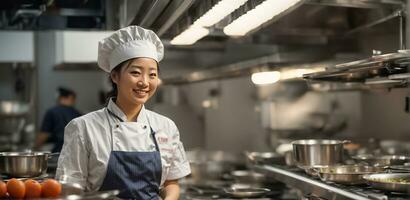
(55, 99, 191, 192)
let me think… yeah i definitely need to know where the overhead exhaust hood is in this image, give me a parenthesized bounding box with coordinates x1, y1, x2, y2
(162, 47, 335, 85)
(303, 9, 410, 89)
(53, 31, 113, 70)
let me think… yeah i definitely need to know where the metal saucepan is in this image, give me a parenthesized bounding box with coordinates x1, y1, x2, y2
(187, 150, 243, 182)
(0, 152, 59, 177)
(292, 139, 349, 168)
(245, 151, 285, 166)
(315, 165, 386, 185)
(224, 187, 271, 198)
(363, 173, 410, 193)
(352, 154, 410, 166)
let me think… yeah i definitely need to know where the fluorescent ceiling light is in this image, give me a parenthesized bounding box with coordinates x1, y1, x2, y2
(170, 26, 209, 45)
(251, 71, 281, 85)
(224, 0, 303, 36)
(194, 0, 249, 27)
(171, 0, 248, 45)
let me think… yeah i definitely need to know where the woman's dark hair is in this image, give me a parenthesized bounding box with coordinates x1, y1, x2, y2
(107, 59, 160, 99)
(58, 87, 76, 98)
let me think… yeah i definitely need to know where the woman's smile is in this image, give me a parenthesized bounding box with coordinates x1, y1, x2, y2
(133, 88, 149, 97)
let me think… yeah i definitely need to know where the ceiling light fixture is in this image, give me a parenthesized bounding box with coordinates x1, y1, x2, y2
(194, 0, 249, 27)
(170, 26, 210, 45)
(171, 0, 249, 45)
(224, 0, 303, 36)
(251, 71, 281, 85)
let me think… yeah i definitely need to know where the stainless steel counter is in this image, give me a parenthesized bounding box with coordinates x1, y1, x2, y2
(253, 165, 410, 200)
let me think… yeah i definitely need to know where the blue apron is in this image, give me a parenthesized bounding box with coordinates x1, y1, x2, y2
(99, 108, 162, 199)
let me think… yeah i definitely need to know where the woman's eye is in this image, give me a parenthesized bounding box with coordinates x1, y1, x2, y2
(130, 71, 141, 75)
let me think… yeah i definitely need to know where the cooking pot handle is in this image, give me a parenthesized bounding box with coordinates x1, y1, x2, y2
(48, 152, 60, 158)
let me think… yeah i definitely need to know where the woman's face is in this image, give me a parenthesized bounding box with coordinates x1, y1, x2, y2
(112, 57, 159, 106)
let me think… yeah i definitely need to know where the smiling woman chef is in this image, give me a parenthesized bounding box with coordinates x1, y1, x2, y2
(55, 26, 191, 199)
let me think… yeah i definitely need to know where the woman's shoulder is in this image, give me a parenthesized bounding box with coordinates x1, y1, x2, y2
(144, 109, 176, 128)
(70, 107, 107, 126)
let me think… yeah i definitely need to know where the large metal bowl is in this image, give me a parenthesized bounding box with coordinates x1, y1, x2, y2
(0, 152, 58, 178)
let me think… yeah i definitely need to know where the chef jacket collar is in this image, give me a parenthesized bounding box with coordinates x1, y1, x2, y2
(107, 98, 148, 125)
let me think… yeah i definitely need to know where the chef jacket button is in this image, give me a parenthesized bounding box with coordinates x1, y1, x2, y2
(116, 124, 119, 128)
(143, 125, 147, 129)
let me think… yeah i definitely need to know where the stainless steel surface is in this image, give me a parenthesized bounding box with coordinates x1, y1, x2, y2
(353, 155, 410, 166)
(363, 173, 410, 193)
(0, 152, 58, 177)
(292, 139, 347, 168)
(254, 165, 387, 200)
(224, 187, 271, 198)
(316, 165, 386, 185)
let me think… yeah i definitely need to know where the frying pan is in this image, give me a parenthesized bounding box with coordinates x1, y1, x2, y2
(315, 165, 386, 185)
(224, 187, 271, 198)
(363, 173, 410, 193)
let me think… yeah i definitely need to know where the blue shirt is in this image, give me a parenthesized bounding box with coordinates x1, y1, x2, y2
(41, 105, 81, 152)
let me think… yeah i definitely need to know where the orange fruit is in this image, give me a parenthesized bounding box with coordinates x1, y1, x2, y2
(24, 179, 42, 198)
(6, 178, 25, 199)
(41, 179, 61, 198)
(0, 181, 7, 198)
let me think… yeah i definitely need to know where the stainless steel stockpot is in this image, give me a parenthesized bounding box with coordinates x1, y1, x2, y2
(0, 152, 59, 178)
(292, 139, 349, 168)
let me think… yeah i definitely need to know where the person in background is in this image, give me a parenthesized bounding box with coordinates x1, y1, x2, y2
(35, 87, 82, 153)
(56, 26, 191, 200)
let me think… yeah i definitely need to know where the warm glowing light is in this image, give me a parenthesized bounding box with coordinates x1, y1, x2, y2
(251, 71, 281, 85)
(171, 0, 249, 45)
(170, 26, 210, 45)
(224, 0, 302, 36)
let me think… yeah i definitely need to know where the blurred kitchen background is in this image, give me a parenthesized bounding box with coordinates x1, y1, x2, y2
(3, 0, 410, 199)
(1, 0, 410, 153)
(0, 0, 410, 166)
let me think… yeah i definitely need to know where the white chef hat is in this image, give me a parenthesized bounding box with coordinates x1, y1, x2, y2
(97, 26, 164, 73)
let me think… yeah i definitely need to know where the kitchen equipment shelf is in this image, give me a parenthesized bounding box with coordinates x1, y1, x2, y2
(253, 164, 410, 200)
(303, 50, 410, 86)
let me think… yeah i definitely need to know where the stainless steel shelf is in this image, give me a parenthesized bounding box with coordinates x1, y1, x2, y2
(303, 51, 410, 82)
(253, 165, 398, 200)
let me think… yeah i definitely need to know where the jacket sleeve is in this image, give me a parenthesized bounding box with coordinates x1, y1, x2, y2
(166, 121, 191, 180)
(55, 119, 89, 188)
